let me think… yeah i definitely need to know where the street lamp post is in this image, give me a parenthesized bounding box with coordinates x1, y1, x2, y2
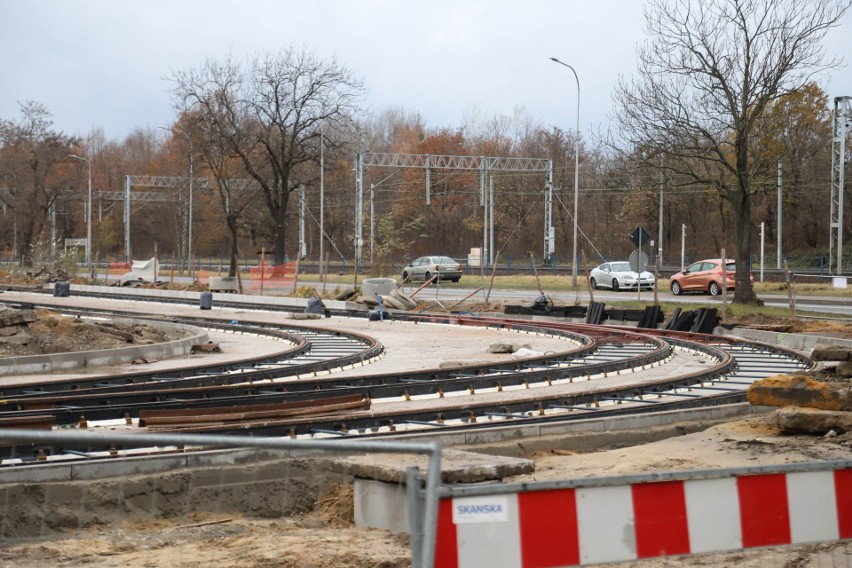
(69, 154, 92, 273)
(160, 126, 194, 276)
(550, 57, 581, 290)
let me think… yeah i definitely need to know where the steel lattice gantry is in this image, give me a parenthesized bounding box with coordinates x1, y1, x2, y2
(829, 96, 852, 275)
(123, 175, 261, 261)
(355, 152, 554, 267)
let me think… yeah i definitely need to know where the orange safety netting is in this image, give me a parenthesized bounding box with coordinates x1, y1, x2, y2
(105, 262, 131, 277)
(247, 262, 297, 292)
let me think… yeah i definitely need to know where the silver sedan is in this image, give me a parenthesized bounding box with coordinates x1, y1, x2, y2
(588, 261, 655, 291)
(401, 256, 462, 283)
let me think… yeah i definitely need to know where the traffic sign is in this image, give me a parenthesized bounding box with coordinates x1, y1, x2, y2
(629, 250, 649, 273)
(629, 226, 652, 249)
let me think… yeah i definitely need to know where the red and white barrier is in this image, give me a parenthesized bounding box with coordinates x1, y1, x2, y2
(435, 468, 852, 567)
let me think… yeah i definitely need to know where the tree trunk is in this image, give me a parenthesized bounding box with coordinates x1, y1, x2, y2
(227, 215, 239, 278)
(731, 190, 760, 304)
(272, 192, 289, 264)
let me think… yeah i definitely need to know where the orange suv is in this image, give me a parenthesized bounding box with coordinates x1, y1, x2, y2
(670, 258, 752, 296)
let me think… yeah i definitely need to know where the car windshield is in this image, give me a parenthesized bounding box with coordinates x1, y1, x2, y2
(725, 262, 736, 271)
(611, 262, 631, 272)
(438, 257, 455, 264)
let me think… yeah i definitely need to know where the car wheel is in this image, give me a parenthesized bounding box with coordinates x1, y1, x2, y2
(424, 271, 432, 282)
(452, 277, 460, 283)
(402, 271, 410, 282)
(671, 281, 682, 296)
(709, 281, 721, 296)
(612, 278, 619, 291)
(590, 277, 597, 290)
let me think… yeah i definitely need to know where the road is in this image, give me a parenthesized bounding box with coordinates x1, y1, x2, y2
(398, 282, 852, 317)
(125, 272, 852, 317)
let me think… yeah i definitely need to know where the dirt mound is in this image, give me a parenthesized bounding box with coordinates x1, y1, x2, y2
(725, 313, 852, 337)
(0, 308, 188, 358)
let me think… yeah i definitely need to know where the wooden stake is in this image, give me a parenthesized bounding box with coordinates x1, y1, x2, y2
(175, 518, 233, 530)
(321, 252, 329, 295)
(581, 250, 594, 304)
(235, 253, 244, 294)
(528, 251, 544, 296)
(448, 287, 484, 311)
(293, 257, 301, 293)
(720, 247, 727, 320)
(353, 258, 359, 291)
(485, 253, 500, 304)
(784, 259, 796, 319)
(259, 247, 266, 296)
(410, 274, 438, 297)
(653, 253, 659, 306)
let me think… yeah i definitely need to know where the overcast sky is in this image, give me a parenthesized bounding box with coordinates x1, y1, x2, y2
(1, 0, 850, 142)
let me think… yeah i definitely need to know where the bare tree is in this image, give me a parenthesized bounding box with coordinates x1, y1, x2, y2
(169, 46, 364, 263)
(0, 101, 76, 264)
(611, 0, 848, 303)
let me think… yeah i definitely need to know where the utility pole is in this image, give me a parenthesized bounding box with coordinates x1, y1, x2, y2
(658, 166, 664, 268)
(370, 183, 375, 264)
(829, 96, 851, 275)
(777, 162, 782, 269)
(489, 175, 495, 266)
(320, 125, 324, 274)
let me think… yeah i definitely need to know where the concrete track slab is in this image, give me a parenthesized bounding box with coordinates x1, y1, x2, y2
(1, 329, 294, 385)
(1, 291, 582, 379)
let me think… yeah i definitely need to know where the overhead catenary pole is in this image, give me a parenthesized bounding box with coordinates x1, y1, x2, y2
(550, 57, 580, 290)
(545, 160, 554, 263)
(69, 154, 92, 272)
(355, 152, 364, 270)
(483, 169, 488, 269)
(480, 162, 486, 273)
(760, 222, 765, 283)
(489, 175, 494, 267)
(50, 202, 56, 258)
(320, 125, 324, 276)
(299, 184, 306, 260)
(777, 161, 782, 269)
(829, 96, 851, 275)
(124, 175, 131, 260)
(370, 183, 375, 264)
(658, 165, 664, 268)
(680, 224, 686, 270)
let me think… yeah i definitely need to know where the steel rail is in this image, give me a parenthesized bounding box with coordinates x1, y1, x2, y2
(0, 312, 381, 397)
(0, 321, 610, 424)
(0, 295, 815, 464)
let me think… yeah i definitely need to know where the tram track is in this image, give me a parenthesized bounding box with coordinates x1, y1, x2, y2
(0, 291, 815, 464)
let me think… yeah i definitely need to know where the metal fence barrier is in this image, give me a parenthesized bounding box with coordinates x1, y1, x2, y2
(436, 460, 852, 567)
(0, 429, 442, 568)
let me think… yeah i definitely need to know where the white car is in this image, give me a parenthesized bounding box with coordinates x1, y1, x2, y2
(588, 261, 655, 291)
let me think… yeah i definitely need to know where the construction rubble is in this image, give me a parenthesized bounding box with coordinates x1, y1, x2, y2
(747, 343, 852, 435)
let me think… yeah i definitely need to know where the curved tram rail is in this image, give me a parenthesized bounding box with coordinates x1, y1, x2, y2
(0, 299, 814, 464)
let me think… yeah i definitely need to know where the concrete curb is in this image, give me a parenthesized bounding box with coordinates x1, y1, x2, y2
(716, 326, 852, 351)
(69, 283, 362, 312)
(0, 318, 208, 375)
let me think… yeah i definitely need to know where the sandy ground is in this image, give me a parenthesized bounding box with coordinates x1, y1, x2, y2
(0, 412, 848, 567)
